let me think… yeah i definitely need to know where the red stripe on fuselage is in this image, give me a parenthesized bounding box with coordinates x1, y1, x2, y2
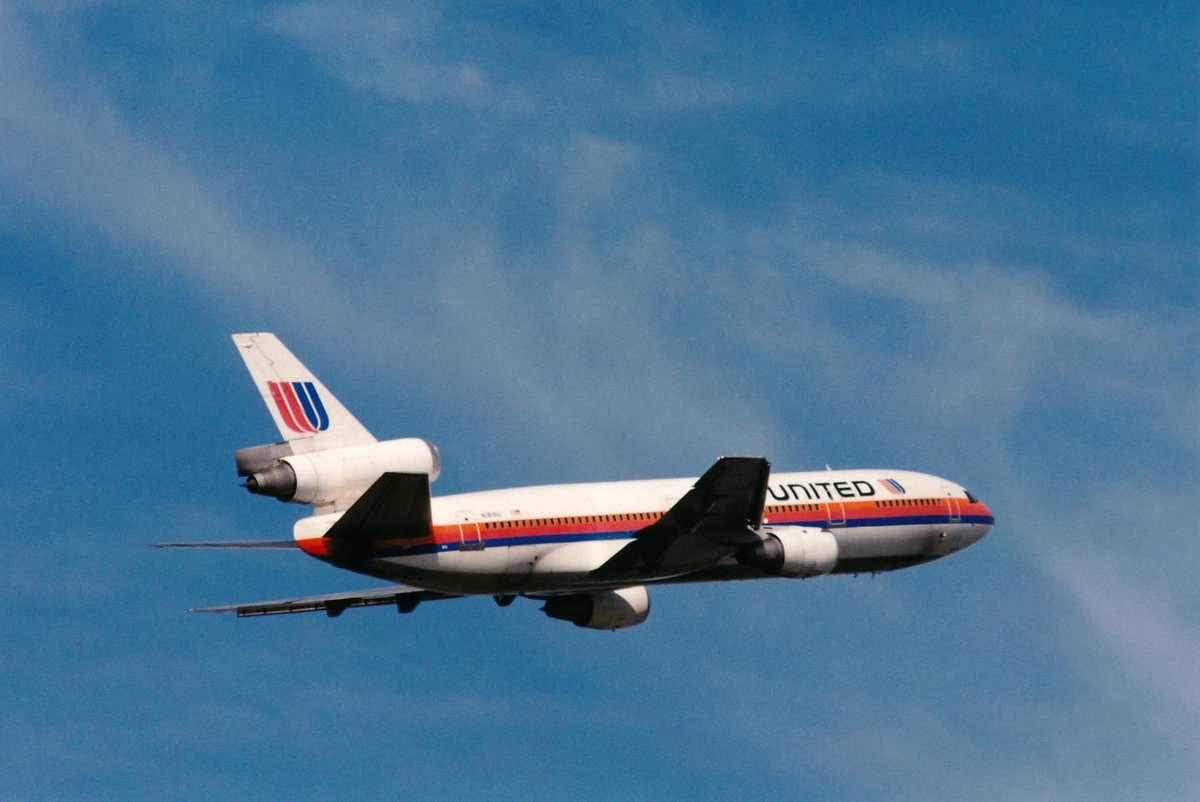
(332, 498, 993, 556)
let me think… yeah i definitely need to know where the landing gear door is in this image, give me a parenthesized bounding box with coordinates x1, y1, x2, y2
(457, 511, 484, 550)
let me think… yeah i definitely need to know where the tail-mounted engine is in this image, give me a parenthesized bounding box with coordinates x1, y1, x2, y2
(235, 438, 441, 508)
(541, 586, 650, 630)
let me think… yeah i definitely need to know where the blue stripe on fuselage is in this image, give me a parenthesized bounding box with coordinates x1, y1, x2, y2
(367, 513, 994, 558)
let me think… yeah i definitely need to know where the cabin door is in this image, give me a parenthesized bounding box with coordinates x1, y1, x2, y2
(942, 487, 962, 523)
(826, 500, 847, 527)
(457, 511, 484, 550)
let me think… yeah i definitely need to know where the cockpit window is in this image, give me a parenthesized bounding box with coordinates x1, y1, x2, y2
(964, 489, 979, 503)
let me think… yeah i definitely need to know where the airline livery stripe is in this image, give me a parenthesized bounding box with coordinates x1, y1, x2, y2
(268, 382, 304, 432)
(283, 383, 316, 432)
(294, 382, 320, 432)
(301, 382, 329, 430)
(268, 380, 329, 433)
(360, 506, 996, 558)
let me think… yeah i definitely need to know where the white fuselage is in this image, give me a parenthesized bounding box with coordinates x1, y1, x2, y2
(294, 469, 994, 595)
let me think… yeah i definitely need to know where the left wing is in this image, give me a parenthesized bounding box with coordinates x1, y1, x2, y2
(191, 585, 458, 617)
(154, 540, 297, 549)
(592, 456, 771, 579)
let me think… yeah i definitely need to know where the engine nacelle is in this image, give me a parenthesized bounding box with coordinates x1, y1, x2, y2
(243, 438, 441, 506)
(541, 586, 650, 630)
(738, 526, 839, 578)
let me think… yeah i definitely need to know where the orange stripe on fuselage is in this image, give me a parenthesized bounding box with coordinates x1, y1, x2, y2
(336, 497, 989, 553)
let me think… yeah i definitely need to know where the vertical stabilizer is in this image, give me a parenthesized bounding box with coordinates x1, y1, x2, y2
(232, 333, 375, 452)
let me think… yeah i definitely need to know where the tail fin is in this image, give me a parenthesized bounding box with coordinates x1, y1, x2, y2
(232, 333, 375, 451)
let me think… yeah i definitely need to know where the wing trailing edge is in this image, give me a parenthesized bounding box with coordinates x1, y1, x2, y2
(191, 585, 457, 617)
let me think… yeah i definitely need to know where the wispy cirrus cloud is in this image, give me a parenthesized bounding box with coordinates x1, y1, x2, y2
(266, 1, 999, 117)
(1053, 552, 1200, 717)
(2, 5, 1196, 800)
(267, 0, 530, 110)
(0, 6, 357, 324)
(0, 6, 784, 478)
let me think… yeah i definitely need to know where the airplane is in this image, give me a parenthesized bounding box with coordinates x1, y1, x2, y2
(161, 333, 995, 630)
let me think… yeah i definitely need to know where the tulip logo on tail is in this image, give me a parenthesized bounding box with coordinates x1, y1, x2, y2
(268, 381, 330, 433)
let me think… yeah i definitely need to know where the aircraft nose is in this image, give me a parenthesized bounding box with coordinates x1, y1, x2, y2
(960, 490, 994, 545)
(974, 498, 995, 541)
(964, 490, 994, 522)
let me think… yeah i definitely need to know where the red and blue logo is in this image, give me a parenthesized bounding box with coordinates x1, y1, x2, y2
(268, 381, 329, 433)
(879, 478, 907, 494)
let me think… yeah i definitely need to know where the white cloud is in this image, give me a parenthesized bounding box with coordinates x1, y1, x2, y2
(1, 5, 1195, 800)
(267, 0, 529, 110)
(0, 6, 360, 327)
(267, 2, 1002, 118)
(0, 7, 784, 479)
(1053, 552, 1200, 715)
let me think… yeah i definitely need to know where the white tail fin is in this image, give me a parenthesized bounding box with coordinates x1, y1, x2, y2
(232, 333, 375, 452)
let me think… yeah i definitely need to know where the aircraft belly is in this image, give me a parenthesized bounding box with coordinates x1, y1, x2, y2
(354, 538, 636, 595)
(833, 525, 941, 560)
(530, 539, 629, 581)
(364, 544, 538, 594)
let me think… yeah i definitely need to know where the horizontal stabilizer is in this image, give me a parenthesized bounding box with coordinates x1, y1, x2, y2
(192, 585, 456, 617)
(154, 540, 298, 549)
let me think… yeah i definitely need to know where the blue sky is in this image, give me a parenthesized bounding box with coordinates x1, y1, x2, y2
(1, 2, 1196, 799)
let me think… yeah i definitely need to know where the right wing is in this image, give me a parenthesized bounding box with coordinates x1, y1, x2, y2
(592, 456, 771, 579)
(191, 585, 457, 617)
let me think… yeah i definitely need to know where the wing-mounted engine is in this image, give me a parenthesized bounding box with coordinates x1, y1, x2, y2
(541, 586, 650, 630)
(237, 438, 441, 509)
(737, 526, 839, 577)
